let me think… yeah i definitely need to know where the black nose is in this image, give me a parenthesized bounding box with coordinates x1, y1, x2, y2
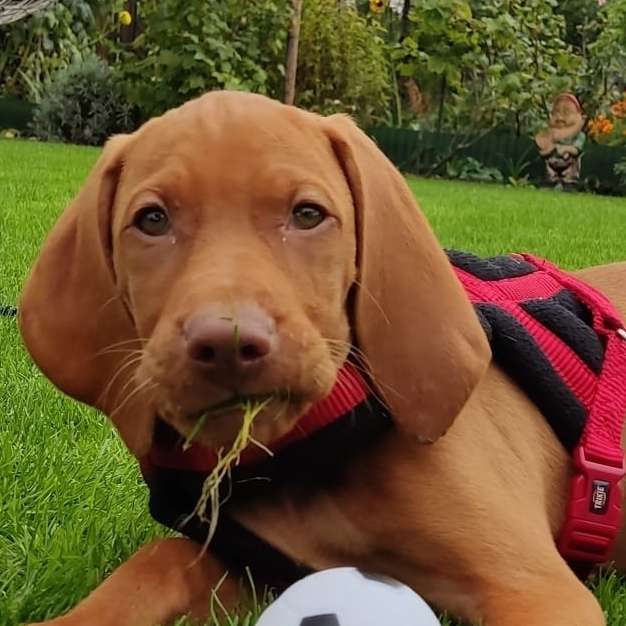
(184, 306, 275, 373)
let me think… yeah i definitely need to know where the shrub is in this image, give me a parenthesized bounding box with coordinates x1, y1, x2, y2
(115, 0, 291, 121)
(445, 156, 503, 183)
(296, 0, 391, 125)
(0, 0, 95, 102)
(31, 55, 133, 146)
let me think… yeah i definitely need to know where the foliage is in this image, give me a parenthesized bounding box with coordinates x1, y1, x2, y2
(296, 0, 392, 124)
(500, 147, 534, 186)
(555, 0, 603, 52)
(0, 0, 95, 102)
(583, 0, 626, 111)
(115, 0, 291, 120)
(393, 0, 582, 134)
(31, 55, 133, 145)
(393, 0, 476, 105)
(445, 156, 503, 183)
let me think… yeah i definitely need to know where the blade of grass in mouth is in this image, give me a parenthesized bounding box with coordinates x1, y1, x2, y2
(182, 397, 273, 551)
(182, 397, 246, 451)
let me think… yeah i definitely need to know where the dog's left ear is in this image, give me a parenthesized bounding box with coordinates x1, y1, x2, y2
(324, 115, 491, 442)
(19, 134, 154, 456)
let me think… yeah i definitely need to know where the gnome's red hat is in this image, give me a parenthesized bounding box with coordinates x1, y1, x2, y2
(554, 92, 583, 113)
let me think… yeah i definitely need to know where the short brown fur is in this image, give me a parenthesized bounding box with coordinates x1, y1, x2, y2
(20, 92, 625, 626)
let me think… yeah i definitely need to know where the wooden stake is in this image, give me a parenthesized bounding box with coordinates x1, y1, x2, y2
(284, 0, 304, 105)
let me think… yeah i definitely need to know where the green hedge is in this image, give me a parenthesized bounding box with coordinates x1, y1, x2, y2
(0, 97, 34, 131)
(2, 99, 624, 195)
(369, 127, 626, 194)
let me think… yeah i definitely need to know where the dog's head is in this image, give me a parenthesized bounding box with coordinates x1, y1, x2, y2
(19, 91, 490, 457)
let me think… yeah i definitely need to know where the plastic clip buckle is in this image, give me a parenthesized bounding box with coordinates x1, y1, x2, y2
(558, 445, 625, 563)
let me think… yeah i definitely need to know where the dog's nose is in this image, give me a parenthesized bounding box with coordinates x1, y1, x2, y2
(184, 306, 275, 372)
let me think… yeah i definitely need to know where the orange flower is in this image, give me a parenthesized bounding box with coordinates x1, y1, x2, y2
(610, 99, 626, 119)
(588, 114, 616, 139)
(370, 0, 387, 13)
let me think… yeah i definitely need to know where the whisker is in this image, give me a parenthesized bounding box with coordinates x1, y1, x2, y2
(322, 337, 403, 403)
(97, 292, 126, 317)
(315, 352, 393, 407)
(97, 347, 145, 358)
(97, 352, 145, 406)
(112, 364, 147, 409)
(353, 278, 391, 325)
(110, 377, 156, 418)
(270, 393, 290, 423)
(96, 337, 149, 356)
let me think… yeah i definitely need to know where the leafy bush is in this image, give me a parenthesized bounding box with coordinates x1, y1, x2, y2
(393, 0, 582, 134)
(297, 0, 391, 125)
(0, 0, 95, 102)
(116, 0, 291, 120)
(445, 156, 504, 183)
(583, 0, 626, 113)
(31, 55, 133, 146)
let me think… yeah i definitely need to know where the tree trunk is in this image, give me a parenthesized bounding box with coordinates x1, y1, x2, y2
(400, 0, 412, 39)
(119, 0, 140, 44)
(284, 0, 304, 105)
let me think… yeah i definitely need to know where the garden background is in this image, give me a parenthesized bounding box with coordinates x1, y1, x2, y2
(2, 1, 626, 624)
(1, 0, 626, 193)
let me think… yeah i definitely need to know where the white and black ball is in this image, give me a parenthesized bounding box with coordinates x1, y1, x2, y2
(256, 567, 441, 626)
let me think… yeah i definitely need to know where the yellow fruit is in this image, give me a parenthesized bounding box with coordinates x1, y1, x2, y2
(118, 10, 132, 26)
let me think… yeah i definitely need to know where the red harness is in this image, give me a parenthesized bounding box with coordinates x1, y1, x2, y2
(144, 254, 626, 570)
(456, 254, 626, 565)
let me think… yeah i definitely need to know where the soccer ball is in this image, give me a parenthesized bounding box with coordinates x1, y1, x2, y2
(256, 567, 441, 626)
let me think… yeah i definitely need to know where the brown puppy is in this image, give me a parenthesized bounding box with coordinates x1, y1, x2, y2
(19, 91, 625, 626)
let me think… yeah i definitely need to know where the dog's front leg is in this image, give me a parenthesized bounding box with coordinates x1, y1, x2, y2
(26, 538, 241, 626)
(479, 563, 606, 626)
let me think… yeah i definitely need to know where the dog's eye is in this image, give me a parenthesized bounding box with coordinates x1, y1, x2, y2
(290, 204, 326, 230)
(134, 206, 170, 236)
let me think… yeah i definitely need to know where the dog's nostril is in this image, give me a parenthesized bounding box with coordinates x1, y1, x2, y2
(239, 342, 267, 362)
(193, 345, 216, 363)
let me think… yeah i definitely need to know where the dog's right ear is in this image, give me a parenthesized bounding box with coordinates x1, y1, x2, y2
(324, 114, 491, 443)
(19, 134, 155, 456)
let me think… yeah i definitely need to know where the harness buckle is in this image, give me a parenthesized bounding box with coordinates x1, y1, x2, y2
(558, 445, 626, 563)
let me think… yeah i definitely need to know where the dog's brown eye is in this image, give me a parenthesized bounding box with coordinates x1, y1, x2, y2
(134, 206, 170, 236)
(290, 204, 326, 230)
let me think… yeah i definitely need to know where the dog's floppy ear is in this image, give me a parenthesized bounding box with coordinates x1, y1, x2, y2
(325, 115, 491, 442)
(19, 134, 154, 456)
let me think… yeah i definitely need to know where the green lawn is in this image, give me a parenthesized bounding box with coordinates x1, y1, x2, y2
(1, 138, 626, 626)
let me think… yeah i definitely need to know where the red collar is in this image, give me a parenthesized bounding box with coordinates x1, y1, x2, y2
(145, 363, 368, 474)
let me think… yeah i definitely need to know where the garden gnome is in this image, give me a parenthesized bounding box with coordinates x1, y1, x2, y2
(535, 93, 586, 190)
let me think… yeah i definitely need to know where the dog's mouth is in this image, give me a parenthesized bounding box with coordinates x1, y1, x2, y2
(155, 388, 310, 451)
(186, 389, 292, 422)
